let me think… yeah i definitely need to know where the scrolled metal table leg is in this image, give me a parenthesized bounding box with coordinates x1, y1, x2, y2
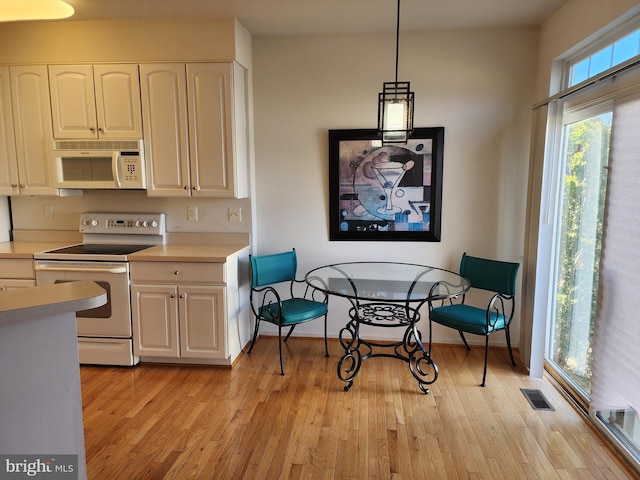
(405, 320, 438, 394)
(409, 348, 439, 394)
(337, 315, 361, 391)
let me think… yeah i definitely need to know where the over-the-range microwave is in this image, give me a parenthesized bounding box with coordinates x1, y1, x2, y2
(53, 140, 146, 189)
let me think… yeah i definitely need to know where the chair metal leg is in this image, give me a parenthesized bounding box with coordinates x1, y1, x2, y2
(278, 325, 285, 375)
(481, 336, 489, 387)
(505, 326, 516, 367)
(247, 317, 261, 354)
(323, 314, 329, 357)
(284, 324, 296, 342)
(458, 331, 471, 351)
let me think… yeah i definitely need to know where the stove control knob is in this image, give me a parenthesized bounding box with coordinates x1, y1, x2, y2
(135, 220, 142, 228)
(151, 220, 158, 229)
(142, 220, 149, 228)
(90, 219, 98, 227)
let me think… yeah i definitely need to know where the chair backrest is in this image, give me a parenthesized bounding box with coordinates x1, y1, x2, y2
(250, 250, 297, 288)
(460, 253, 519, 296)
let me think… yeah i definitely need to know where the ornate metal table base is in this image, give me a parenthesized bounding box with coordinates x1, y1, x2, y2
(337, 303, 438, 394)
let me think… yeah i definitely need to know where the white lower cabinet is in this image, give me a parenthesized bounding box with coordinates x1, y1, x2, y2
(130, 260, 232, 363)
(0, 259, 35, 290)
(131, 283, 225, 359)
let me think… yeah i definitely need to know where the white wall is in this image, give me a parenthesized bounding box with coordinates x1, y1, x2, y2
(252, 28, 538, 344)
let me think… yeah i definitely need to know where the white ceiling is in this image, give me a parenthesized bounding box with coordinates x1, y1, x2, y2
(57, 0, 568, 36)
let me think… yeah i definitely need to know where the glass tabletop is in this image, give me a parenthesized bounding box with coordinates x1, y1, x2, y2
(305, 261, 470, 303)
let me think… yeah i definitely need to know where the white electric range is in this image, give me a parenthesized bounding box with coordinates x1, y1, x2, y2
(34, 212, 166, 366)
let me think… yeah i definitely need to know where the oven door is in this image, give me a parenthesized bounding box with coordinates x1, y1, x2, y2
(34, 260, 131, 337)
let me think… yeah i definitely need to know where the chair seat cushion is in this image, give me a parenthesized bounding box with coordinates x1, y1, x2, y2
(258, 298, 328, 325)
(429, 304, 508, 335)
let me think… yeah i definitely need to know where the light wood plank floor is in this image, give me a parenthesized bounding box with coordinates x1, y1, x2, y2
(80, 338, 639, 479)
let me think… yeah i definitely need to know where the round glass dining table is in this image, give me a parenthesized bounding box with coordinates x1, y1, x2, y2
(305, 262, 470, 394)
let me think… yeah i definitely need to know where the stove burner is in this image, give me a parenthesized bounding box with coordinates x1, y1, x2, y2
(45, 244, 154, 256)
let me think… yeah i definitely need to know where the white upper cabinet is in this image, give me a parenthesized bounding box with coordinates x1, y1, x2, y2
(0, 66, 19, 196)
(8, 65, 58, 196)
(48, 64, 142, 140)
(139, 64, 190, 195)
(140, 62, 249, 198)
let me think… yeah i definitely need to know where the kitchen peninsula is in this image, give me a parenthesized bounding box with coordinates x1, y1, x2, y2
(0, 281, 107, 480)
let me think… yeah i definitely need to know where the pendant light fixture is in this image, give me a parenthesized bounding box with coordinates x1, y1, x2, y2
(377, 0, 414, 145)
(0, 0, 74, 22)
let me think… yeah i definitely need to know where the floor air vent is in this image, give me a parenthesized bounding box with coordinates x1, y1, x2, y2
(520, 388, 554, 411)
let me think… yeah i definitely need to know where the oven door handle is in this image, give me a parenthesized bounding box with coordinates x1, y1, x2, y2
(35, 264, 128, 274)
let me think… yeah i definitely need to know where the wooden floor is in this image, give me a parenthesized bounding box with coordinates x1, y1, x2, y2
(80, 338, 639, 480)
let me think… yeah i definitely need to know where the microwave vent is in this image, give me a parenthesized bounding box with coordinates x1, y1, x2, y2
(53, 140, 143, 151)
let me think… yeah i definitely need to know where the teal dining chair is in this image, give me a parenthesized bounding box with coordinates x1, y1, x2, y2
(248, 249, 329, 375)
(428, 253, 520, 386)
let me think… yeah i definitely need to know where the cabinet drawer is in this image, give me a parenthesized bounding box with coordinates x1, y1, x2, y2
(130, 261, 225, 284)
(0, 259, 34, 279)
(0, 279, 36, 289)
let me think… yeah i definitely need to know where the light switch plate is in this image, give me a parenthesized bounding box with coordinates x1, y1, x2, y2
(187, 206, 198, 221)
(228, 207, 242, 222)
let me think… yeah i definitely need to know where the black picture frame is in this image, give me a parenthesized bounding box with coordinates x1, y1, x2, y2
(329, 127, 444, 241)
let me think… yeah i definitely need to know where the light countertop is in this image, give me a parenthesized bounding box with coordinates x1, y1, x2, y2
(0, 241, 81, 259)
(0, 240, 250, 263)
(0, 280, 107, 324)
(129, 243, 250, 262)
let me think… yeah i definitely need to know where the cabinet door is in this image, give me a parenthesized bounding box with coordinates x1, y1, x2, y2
(179, 285, 227, 359)
(10, 65, 57, 195)
(93, 64, 142, 139)
(48, 65, 97, 139)
(186, 63, 234, 197)
(0, 66, 19, 195)
(140, 64, 191, 197)
(131, 284, 180, 358)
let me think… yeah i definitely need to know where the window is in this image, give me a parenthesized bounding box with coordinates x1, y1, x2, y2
(567, 27, 640, 87)
(541, 62, 640, 475)
(535, 17, 640, 474)
(547, 107, 611, 398)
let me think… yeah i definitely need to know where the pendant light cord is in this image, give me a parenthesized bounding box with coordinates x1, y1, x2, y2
(394, 0, 401, 83)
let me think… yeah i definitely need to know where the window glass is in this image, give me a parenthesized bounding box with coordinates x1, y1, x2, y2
(589, 46, 613, 77)
(568, 26, 640, 87)
(612, 30, 640, 64)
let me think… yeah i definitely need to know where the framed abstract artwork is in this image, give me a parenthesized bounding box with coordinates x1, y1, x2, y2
(329, 127, 444, 241)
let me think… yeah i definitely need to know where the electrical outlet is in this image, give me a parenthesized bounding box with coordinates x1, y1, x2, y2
(44, 205, 54, 218)
(228, 207, 242, 222)
(187, 206, 198, 221)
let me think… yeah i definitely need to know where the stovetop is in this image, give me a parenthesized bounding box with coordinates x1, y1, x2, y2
(44, 243, 154, 256)
(33, 212, 166, 262)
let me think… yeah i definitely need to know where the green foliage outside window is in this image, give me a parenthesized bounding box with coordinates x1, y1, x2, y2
(551, 115, 610, 394)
